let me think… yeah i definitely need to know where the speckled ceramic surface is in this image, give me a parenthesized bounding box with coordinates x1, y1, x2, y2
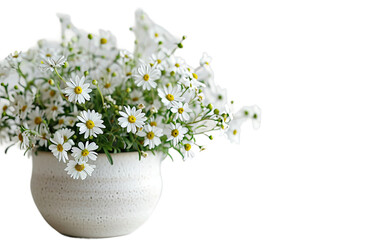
(31, 151, 164, 238)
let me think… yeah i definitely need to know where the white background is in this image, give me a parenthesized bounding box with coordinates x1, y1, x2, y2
(1, 0, 382, 239)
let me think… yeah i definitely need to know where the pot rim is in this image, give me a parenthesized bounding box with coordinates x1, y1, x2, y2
(33, 150, 166, 160)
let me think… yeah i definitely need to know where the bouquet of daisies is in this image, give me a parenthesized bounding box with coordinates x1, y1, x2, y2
(0, 10, 260, 180)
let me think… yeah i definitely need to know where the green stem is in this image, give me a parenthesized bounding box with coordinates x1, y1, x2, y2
(54, 68, 66, 83)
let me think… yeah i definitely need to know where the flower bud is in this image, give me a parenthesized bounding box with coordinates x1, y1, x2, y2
(138, 103, 145, 109)
(112, 72, 117, 77)
(63, 62, 69, 68)
(100, 38, 107, 45)
(214, 109, 220, 115)
(177, 43, 183, 48)
(48, 79, 54, 85)
(207, 104, 213, 110)
(253, 113, 258, 119)
(92, 79, 98, 85)
(209, 135, 213, 140)
(84, 71, 89, 76)
(14, 85, 18, 90)
(126, 87, 131, 93)
(87, 34, 93, 40)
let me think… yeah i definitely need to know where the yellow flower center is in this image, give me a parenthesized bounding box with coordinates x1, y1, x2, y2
(157, 59, 161, 64)
(205, 61, 210, 65)
(64, 136, 68, 142)
(132, 97, 139, 102)
(75, 164, 85, 172)
(147, 132, 155, 140)
(143, 74, 150, 81)
(34, 117, 42, 125)
(100, 38, 108, 44)
(128, 115, 136, 123)
(46, 53, 51, 57)
(178, 108, 184, 114)
(154, 33, 159, 38)
(233, 129, 238, 135)
(74, 86, 82, 94)
(86, 120, 95, 129)
(51, 106, 58, 111)
(104, 83, 111, 88)
(126, 72, 132, 76)
(58, 119, 65, 125)
(57, 144, 64, 152)
(150, 121, 157, 127)
(184, 143, 191, 151)
(50, 90, 56, 97)
(81, 149, 89, 157)
(2, 105, 8, 111)
(166, 94, 174, 101)
(171, 129, 179, 137)
(192, 73, 198, 79)
(175, 63, 180, 68)
(18, 133, 23, 142)
(21, 105, 27, 112)
(124, 54, 129, 58)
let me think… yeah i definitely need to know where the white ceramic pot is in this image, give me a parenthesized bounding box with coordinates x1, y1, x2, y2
(31, 151, 164, 238)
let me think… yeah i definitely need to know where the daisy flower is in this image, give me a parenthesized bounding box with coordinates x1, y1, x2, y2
(204, 85, 228, 112)
(129, 90, 143, 105)
(158, 85, 185, 109)
(200, 52, 212, 66)
(38, 125, 50, 147)
(166, 122, 188, 146)
(71, 141, 98, 162)
(118, 106, 147, 134)
(11, 94, 32, 119)
(119, 50, 133, 64)
(40, 55, 66, 72)
(170, 102, 192, 122)
(63, 75, 92, 104)
(235, 105, 262, 130)
(226, 118, 245, 144)
(133, 64, 161, 90)
(148, 116, 164, 128)
(49, 131, 71, 162)
(148, 52, 166, 70)
(56, 128, 75, 146)
(180, 69, 205, 89)
(6, 51, 24, 67)
(98, 29, 117, 48)
(45, 101, 64, 120)
(28, 107, 45, 130)
(15, 130, 31, 150)
(39, 47, 59, 59)
(137, 125, 163, 149)
(76, 110, 105, 138)
(181, 140, 196, 160)
(65, 159, 96, 180)
(167, 56, 186, 74)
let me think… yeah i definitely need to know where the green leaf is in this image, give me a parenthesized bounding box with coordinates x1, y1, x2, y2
(104, 148, 114, 165)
